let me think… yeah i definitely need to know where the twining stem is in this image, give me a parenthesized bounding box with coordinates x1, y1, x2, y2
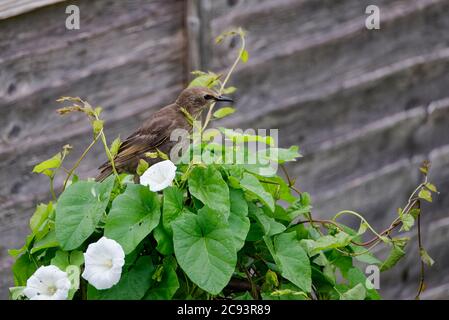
(92, 112, 120, 180)
(49, 177, 57, 201)
(280, 163, 302, 195)
(63, 131, 102, 190)
(239, 261, 258, 299)
(333, 210, 385, 241)
(202, 31, 246, 132)
(415, 201, 425, 299)
(100, 130, 119, 179)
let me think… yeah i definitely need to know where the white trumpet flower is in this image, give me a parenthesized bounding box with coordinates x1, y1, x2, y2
(140, 160, 177, 192)
(82, 237, 125, 290)
(24, 265, 71, 300)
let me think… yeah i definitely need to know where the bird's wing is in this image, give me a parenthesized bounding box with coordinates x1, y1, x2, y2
(112, 127, 169, 168)
(98, 106, 181, 171)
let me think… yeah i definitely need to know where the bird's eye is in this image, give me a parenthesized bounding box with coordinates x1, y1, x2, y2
(204, 94, 214, 100)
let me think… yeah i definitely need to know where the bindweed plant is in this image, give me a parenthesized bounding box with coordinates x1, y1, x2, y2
(9, 28, 437, 300)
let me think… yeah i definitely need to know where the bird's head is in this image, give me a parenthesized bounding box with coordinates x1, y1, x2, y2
(175, 87, 233, 114)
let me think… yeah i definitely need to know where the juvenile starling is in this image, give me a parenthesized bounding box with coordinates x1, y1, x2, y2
(96, 87, 233, 181)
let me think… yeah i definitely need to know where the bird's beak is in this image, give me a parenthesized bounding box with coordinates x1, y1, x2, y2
(215, 95, 233, 103)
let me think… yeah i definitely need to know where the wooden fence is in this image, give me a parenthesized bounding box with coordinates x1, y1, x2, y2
(1, 0, 448, 299)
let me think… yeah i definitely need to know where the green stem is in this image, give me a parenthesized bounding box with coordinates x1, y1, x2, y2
(202, 31, 246, 132)
(94, 113, 120, 181)
(49, 177, 57, 201)
(333, 210, 384, 240)
(63, 132, 101, 190)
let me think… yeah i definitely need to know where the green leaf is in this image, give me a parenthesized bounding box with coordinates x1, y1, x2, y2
(240, 173, 275, 212)
(399, 214, 414, 232)
(261, 270, 279, 292)
(220, 128, 275, 147)
(420, 248, 435, 266)
(346, 267, 380, 300)
(271, 232, 312, 292)
(258, 176, 295, 203)
(380, 242, 407, 272)
(308, 232, 353, 256)
(263, 290, 309, 300)
(418, 188, 432, 202)
(154, 224, 174, 255)
(188, 72, 220, 89)
(327, 251, 353, 278)
(92, 119, 104, 135)
(425, 182, 437, 193)
(355, 222, 368, 236)
(258, 146, 302, 164)
(249, 203, 286, 236)
(286, 193, 312, 220)
(409, 208, 421, 219)
(94, 106, 103, 116)
(213, 107, 236, 119)
(88, 256, 154, 300)
(9, 287, 26, 300)
(240, 49, 249, 63)
(51, 250, 84, 271)
(56, 176, 115, 250)
(105, 184, 161, 254)
(29, 203, 53, 235)
(222, 86, 237, 95)
(172, 206, 237, 294)
(188, 166, 230, 218)
(349, 245, 381, 265)
(66, 265, 81, 299)
(51, 250, 70, 270)
(70, 250, 84, 267)
(12, 254, 37, 286)
(30, 229, 58, 254)
(340, 283, 366, 300)
(144, 258, 179, 300)
(32, 153, 62, 177)
(9, 234, 34, 258)
(109, 136, 121, 158)
(136, 159, 149, 176)
(162, 186, 185, 234)
(228, 188, 250, 251)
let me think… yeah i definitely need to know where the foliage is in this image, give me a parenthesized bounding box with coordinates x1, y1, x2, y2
(9, 28, 437, 300)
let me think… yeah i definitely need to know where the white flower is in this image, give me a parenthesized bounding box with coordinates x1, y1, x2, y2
(82, 237, 125, 290)
(140, 160, 177, 192)
(23, 265, 71, 300)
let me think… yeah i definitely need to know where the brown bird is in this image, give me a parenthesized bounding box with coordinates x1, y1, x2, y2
(96, 87, 233, 181)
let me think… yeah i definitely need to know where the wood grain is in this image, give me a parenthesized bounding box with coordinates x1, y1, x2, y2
(1, 0, 449, 300)
(0, 0, 66, 20)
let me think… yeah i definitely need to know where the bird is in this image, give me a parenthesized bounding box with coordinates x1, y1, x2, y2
(95, 86, 233, 181)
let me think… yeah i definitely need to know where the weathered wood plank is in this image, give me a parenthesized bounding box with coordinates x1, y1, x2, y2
(209, 0, 445, 70)
(209, 0, 393, 68)
(206, 0, 449, 127)
(0, 0, 182, 62)
(0, 45, 184, 149)
(0, 0, 66, 20)
(226, 49, 449, 153)
(0, 0, 185, 148)
(289, 107, 425, 195)
(286, 93, 449, 195)
(309, 158, 423, 231)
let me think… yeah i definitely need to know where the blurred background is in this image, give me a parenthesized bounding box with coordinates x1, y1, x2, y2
(1, 0, 448, 299)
